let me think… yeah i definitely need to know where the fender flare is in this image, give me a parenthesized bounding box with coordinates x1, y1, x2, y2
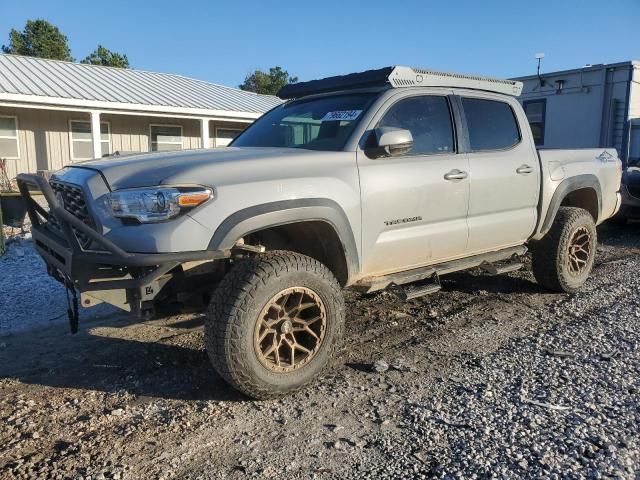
(208, 198, 360, 280)
(540, 174, 602, 235)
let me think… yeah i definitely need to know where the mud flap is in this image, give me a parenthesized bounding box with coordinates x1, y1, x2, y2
(64, 280, 79, 334)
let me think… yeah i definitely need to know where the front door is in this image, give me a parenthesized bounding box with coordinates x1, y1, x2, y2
(358, 93, 470, 276)
(458, 94, 540, 253)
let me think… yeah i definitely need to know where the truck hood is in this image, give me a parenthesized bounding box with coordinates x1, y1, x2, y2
(71, 147, 314, 190)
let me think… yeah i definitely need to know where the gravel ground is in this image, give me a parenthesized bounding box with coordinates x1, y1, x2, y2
(0, 234, 113, 335)
(1, 222, 639, 479)
(1, 234, 67, 334)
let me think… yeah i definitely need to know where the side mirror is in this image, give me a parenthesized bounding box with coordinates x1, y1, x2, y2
(375, 127, 413, 157)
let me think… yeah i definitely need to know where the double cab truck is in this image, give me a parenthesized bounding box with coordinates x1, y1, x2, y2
(18, 66, 622, 399)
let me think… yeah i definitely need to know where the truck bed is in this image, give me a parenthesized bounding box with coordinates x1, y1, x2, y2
(533, 148, 621, 239)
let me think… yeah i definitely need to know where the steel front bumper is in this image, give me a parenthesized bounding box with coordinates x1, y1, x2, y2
(17, 174, 228, 314)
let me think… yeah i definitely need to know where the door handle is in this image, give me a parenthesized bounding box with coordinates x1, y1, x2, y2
(516, 165, 534, 174)
(444, 169, 468, 181)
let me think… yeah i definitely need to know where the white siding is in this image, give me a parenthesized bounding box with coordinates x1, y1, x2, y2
(101, 114, 202, 152)
(516, 62, 638, 158)
(0, 106, 255, 180)
(0, 106, 79, 180)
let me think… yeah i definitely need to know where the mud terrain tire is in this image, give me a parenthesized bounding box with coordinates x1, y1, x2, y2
(531, 207, 597, 293)
(205, 251, 345, 399)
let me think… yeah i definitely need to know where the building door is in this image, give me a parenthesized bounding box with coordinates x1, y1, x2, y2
(358, 93, 470, 276)
(459, 95, 540, 253)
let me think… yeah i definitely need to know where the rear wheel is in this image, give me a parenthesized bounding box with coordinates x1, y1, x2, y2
(205, 251, 344, 399)
(531, 207, 597, 293)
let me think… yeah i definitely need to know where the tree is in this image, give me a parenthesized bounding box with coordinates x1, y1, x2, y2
(81, 45, 129, 68)
(239, 66, 298, 95)
(2, 19, 73, 61)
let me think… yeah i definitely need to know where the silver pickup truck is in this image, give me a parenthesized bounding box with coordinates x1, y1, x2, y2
(18, 66, 621, 399)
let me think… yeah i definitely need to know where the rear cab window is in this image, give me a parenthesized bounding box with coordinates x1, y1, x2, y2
(461, 98, 521, 151)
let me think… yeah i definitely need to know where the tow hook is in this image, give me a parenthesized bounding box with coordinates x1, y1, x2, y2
(64, 279, 80, 334)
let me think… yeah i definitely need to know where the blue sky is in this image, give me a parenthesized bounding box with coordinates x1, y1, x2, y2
(2, 0, 639, 88)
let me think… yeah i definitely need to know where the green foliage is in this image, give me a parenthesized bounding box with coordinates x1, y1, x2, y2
(239, 66, 298, 95)
(1, 19, 73, 61)
(1, 21, 131, 69)
(81, 45, 130, 68)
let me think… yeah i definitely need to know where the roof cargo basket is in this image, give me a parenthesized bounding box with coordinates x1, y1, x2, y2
(277, 66, 523, 99)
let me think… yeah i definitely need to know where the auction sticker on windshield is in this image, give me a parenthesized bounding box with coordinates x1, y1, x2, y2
(322, 110, 362, 121)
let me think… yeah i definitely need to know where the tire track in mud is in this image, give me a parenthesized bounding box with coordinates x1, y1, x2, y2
(1, 224, 639, 479)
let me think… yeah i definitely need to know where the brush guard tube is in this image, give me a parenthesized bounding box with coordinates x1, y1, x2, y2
(17, 173, 229, 321)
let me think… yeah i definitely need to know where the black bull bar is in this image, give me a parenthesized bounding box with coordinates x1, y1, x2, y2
(16, 173, 227, 314)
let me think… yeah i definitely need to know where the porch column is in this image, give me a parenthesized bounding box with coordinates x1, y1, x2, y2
(200, 118, 210, 149)
(90, 110, 102, 159)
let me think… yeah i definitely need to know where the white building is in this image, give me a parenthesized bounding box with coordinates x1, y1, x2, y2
(513, 60, 640, 166)
(0, 54, 282, 180)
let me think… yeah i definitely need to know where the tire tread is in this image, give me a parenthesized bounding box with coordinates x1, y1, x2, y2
(531, 207, 596, 293)
(205, 251, 344, 399)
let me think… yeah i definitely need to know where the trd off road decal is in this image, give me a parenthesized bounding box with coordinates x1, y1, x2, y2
(596, 150, 615, 163)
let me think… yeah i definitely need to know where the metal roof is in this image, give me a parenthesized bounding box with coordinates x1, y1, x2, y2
(0, 54, 282, 118)
(511, 60, 639, 81)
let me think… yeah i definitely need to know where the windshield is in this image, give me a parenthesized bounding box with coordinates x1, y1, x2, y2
(232, 93, 377, 151)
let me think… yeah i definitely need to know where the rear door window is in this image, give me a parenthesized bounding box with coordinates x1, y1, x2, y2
(462, 98, 520, 151)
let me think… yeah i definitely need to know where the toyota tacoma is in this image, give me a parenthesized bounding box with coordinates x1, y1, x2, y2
(18, 66, 622, 399)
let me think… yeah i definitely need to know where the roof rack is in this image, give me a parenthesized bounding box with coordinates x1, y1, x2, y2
(277, 66, 523, 99)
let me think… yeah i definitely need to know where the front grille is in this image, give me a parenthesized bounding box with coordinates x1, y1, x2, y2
(627, 185, 640, 200)
(49, 180, 96, 249)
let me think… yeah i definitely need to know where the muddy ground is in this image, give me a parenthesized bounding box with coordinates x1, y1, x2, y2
(1, 223, 639, 479)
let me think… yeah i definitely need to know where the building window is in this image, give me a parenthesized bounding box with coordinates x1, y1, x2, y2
(523, 99, 546, 146)
(70, 120, 111, 160)
(461, 98, 521, 151)
(0, 116, 19, 159)
(215, 128, 243, 148)
(150, 125, 183, 151)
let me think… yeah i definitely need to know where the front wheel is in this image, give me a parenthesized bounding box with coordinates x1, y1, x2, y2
(205, 251, 345, 399)
(531, 207, 597, 293)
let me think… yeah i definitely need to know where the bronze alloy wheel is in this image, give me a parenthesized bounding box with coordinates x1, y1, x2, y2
(254, 286, 327, 373)
(531, 207, 597, 294)
(567, 226, 592, 276)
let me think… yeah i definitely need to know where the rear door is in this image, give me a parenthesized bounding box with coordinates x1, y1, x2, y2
(357, 91, 470, 276)
(457, 93, 540, 253)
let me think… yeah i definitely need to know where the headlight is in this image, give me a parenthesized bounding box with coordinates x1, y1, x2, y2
(108, 186, 213, 223)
